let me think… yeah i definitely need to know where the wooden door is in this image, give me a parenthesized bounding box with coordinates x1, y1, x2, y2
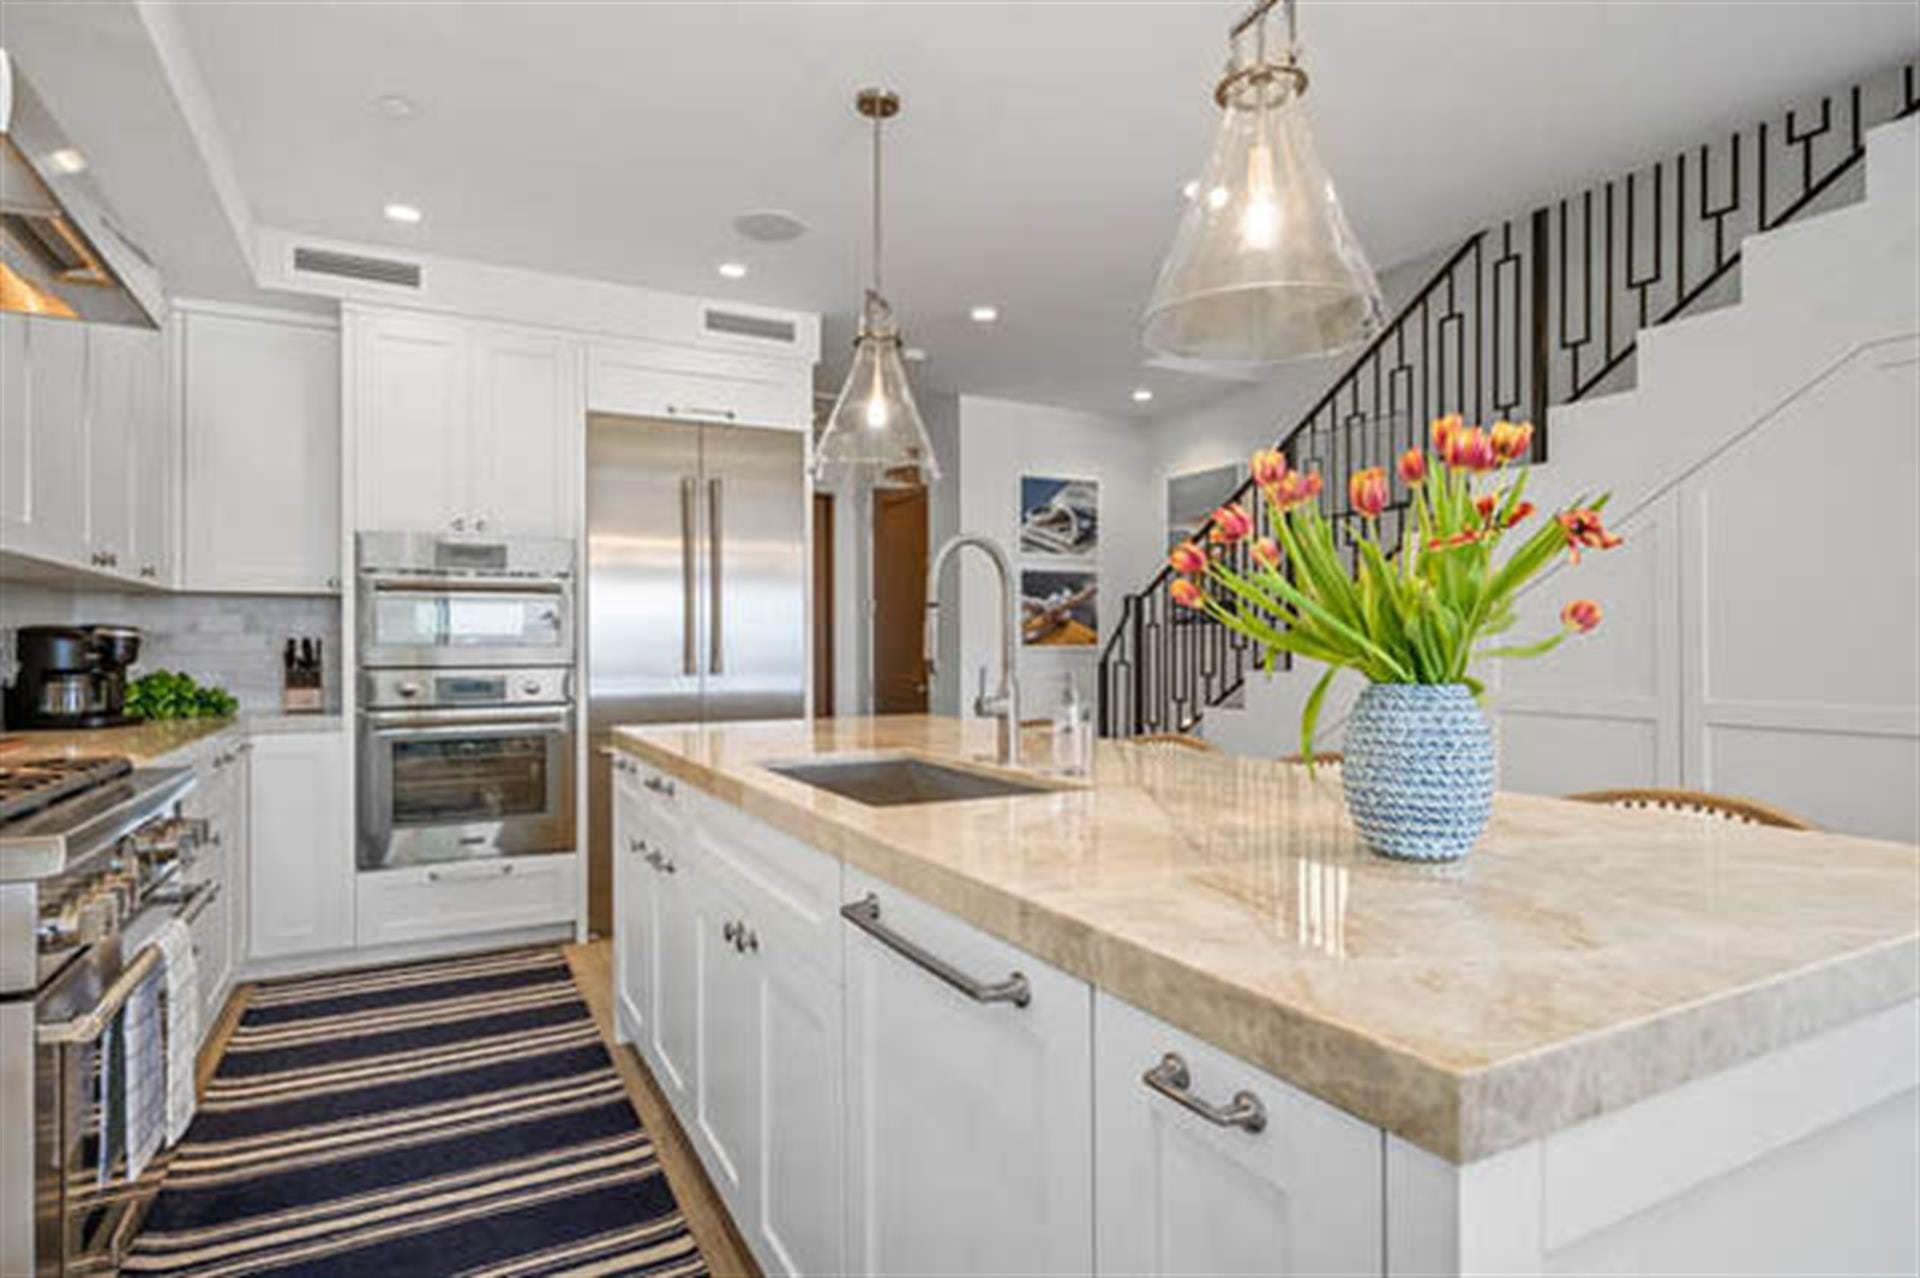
(1094, 992, 1382, 1276)
(843, 868, 1094, 1276)
(872, 486, 928, 714)
(813, 493, 835, 716)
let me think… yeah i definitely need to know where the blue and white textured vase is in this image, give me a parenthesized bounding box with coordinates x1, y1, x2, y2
(1342, 683, 1495, 862)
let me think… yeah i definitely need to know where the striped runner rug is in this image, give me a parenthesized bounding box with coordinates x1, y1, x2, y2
(125, 946, 706, 1278)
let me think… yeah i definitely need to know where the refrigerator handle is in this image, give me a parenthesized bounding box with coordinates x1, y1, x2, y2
(680, 476, 698, 676)
(708, 476, 724, 675)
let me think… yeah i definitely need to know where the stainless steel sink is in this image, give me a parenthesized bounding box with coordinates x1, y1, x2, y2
(763, 756, 1055, 807)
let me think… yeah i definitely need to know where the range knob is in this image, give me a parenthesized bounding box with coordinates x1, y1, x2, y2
(397, 681, 423, 699)
(521, 679, 544, 697)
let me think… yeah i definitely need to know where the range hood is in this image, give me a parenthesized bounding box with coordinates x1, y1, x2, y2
(0, 48, 164, 327)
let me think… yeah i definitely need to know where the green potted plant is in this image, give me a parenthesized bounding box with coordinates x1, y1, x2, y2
(1167, 414, 1623, 861)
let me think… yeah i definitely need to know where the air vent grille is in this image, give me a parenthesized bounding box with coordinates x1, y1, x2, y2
(704, 308, 796, 344)
(292, 247, 422, 288)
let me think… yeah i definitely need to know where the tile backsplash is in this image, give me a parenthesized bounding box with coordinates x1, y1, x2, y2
(0, 582, 342, 713)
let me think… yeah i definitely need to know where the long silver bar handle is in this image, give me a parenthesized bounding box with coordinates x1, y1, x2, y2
(178, 878, 221, 926)
(1142, 1052, 1267, 1133)
(841, 894, 1030, 1008)
(37, 946, 162, 1047)
(680, 476, 698, 676)
(708, 476, 724, 675)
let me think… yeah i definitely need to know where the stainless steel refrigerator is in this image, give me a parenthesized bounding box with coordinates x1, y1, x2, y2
(586, 412, 807, 932)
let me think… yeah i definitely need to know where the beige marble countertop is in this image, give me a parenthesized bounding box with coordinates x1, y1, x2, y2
(612, 714, 1920, 1164)
(1, 713, 342, 766)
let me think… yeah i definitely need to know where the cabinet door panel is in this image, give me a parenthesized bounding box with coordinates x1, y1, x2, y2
(844, 869, 1093, 1277)
(1094, 993, 1382, 1277)
(471, 329, 577, 537)
(183, 312, 340, 591)
(248, 732, 352, 961)
(757, 947, 845, 1277)
(648, 859, 700, 1113)
(1, 314, 28, 537)
(612, 778, 652, 1043)
(694, 872, 756, 1205)
(5, 317, 90, 562)
(85, 325, 135, 569)
(127, 330, 172, 584)
(355, 314, 467, 533)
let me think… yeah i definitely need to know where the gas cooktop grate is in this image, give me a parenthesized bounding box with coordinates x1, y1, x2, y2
(0, 756, 135, 823)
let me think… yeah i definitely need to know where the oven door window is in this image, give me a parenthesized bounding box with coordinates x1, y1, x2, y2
(391, 734, 551, 825)
(371, 592, 564, 653)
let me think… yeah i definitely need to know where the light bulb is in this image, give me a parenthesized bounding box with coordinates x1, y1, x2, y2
(1240, 136, 1280, 251)
(864, 395, 891, 429)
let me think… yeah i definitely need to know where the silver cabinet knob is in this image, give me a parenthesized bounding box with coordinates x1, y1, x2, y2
(451, 515, 466, 532)
(326, 575, 341, 591)
(474, 515, 489, 532)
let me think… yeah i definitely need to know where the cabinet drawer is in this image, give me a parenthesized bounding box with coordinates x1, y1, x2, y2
(1093, 992, 1382, 1277)
(587, 344, 806, 430)
(355, 855, 577, 947)
(685, 785, 840, 977)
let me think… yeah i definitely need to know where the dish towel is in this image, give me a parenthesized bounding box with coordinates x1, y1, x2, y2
(122, 972, 166, 1180)
(153, 917, 201, 1145)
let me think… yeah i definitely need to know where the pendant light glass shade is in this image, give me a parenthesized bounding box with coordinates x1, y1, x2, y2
(816, 290, 938, 489)
(1144, 8, 1385, 364)
(814, 88, 939, 491)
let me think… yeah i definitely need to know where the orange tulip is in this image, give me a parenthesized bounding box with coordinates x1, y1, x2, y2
(1168, 541, 1207, 576)
(1250, 448, 1288, 489)
(1556, 508, 1625, 565)
(1250, 536, 1281, 569)
(1396, 448, 1427, 486)
(1170, 578, 1205, 610)
(1443, 426, 1497, 472)
(1348, 467, 1389, 518)
(1491, 420, 1534, 463)
(1209, 502, 1254, 544)
(1504, 500, 1535, 528)
(1561, 599, 1602, 633)
(1474, 493, 1497, 527)
(1430, 413, 1463, 454)
(1269, 469, 1323, 512)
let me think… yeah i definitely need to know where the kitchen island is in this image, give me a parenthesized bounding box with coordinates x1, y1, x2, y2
(610, 714, 1918, 1276)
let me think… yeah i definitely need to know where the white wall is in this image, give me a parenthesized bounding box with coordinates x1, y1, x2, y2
(949, 395, 1157, 724)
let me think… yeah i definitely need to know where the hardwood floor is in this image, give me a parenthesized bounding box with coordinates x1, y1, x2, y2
(564, 939, 763, 1278)
(194, 947, 760, 1278)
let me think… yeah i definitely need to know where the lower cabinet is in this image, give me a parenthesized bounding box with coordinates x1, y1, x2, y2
(181, 735, 249, 1029)
(842, 866, 1094, 1277)
(355, 855, 577, 947)
(1094, 993, 1383, 1276)
(248, 730, 354, 962)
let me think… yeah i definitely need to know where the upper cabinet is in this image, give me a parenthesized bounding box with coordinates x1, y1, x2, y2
(588, 340, 810, 431)
(0, 314, 166, 584)
(181, 308, 342, 593)
(351, 310, 581, 538)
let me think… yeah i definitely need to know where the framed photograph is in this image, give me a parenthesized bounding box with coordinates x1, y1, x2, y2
(1166, 462, 1242, 549)
(1021, 569, 1099, 647)
(1019, 475, 1100, 559)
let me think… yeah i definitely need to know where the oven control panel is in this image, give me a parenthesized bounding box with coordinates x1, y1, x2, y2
(361, 666, 572, 710)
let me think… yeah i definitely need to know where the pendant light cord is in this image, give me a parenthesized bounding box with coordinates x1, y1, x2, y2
(871, 111, 884, 298)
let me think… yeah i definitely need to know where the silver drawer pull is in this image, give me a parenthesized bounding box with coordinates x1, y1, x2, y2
(841, 893, 1030, 1008)
(643, 775, 676, 797)
(426, 863, 515, 884)
(643, 849, 677, 875)
(1142, 1053, 1267, 1134)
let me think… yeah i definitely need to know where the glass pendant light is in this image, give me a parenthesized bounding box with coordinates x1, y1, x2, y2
(815, 88, 939, 489)
(1143, 0, 1385, 364)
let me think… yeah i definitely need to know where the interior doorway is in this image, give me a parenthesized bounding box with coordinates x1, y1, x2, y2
(872, 486, 930, 714)
(813, 492, 835, 716)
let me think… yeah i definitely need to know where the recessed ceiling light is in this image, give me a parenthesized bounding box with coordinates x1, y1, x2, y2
(732, 210, 809, 243)
(903, 347, 928, 363)
(717, 261, 748, 280)
(1131, 388, 1155, 403)
(969, 305, 998, 324)
(376, 94, 417, 120)
(383, 203, 423, 224)
(45, 148, 87, 175)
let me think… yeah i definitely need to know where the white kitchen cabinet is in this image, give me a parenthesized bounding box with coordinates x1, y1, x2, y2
(126, 327, 172, 585)
(612, 772, 653, 1043)
(182, 737, 250, 1029)
(842, 866, 1094, 1277)
(1094, 993, 1383, 1277)
(247, 729, 353, 961)
(587, 340, 808, 430)
(470, 328, 579, 536)
(351, 309, 579, 538)
(613, 760, 701, 1112)
(83, 324, 137, 574)
(0, 314, 89, 565)
(353, 855, 577, 947)
(181, 309, 341, 592)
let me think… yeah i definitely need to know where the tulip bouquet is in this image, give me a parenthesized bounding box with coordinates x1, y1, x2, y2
(1166, 414, 1623, 765)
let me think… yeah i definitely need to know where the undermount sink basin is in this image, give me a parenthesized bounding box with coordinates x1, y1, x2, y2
(763, 756, 1055, 807)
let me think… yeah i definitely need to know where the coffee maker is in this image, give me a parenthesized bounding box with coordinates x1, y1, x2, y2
(3, 625, 142, 729)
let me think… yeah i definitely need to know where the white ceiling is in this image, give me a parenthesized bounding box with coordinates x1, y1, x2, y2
(10, 2, 1917, 419)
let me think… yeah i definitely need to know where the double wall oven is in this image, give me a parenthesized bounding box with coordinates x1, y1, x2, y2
(356, 534, 577, 871)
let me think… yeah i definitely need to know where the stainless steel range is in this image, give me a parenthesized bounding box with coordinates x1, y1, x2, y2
(1, 755, 212, 1277)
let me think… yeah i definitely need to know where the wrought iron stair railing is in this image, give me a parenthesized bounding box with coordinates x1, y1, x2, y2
(1099, 61, 1918, 739)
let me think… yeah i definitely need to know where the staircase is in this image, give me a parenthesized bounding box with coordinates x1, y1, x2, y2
(1099, 61, 1920, 741)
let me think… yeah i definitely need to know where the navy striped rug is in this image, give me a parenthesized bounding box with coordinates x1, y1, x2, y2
(126, 947, 706, 1277)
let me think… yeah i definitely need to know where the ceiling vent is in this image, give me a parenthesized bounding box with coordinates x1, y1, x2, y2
(703, 306, 796, 346)
(292, 246, 422, 289)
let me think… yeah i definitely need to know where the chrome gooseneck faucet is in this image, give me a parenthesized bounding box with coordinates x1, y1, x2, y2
(924, 533, 1021, 766)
